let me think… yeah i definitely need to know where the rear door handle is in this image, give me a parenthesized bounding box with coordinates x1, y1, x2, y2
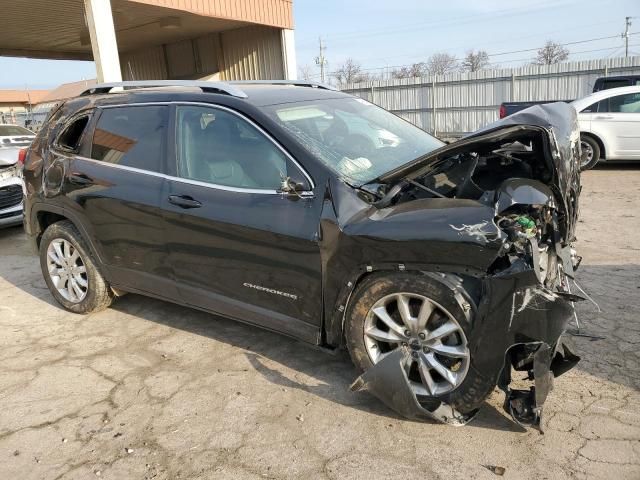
(68, 172, 94, 185)
(168, 194, 202, 209)
(594, 115, 614, 120)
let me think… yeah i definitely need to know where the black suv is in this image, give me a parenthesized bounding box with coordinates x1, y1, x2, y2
(23, 81, 582, 427)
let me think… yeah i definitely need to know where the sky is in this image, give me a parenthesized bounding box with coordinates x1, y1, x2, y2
(0, 0, 638, 89)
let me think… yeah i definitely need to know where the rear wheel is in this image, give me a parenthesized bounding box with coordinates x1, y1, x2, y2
(580, 134, 601, 171)
(39, 220, 113, 314)
(346, 273, 495, 414)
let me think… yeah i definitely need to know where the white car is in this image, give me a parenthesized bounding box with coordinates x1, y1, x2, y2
(0, 123, 35, 149)
(571, 86, 640, 170)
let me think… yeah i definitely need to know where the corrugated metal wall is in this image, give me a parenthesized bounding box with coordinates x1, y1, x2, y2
(121, 26, 284, 81)
(121, 46, 168, 80)
(219, 25, 284, 80)
(342, 56, 640, 137)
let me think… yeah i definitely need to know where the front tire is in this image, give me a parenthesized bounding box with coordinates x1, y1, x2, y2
(39, 220, 113, 314)
(580, 134, 601, 171)
(345, 272, 495, 414)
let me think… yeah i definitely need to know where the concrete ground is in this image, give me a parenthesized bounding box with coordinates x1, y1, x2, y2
(0, 166, 639, 480)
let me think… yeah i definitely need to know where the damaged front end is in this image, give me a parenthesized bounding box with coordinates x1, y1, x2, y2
(350, 103, 582, 429)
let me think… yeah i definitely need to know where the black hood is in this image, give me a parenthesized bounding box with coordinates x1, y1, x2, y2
(376, 102, 581, 241)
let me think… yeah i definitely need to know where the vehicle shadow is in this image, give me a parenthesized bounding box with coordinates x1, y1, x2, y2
(2, 227, 636, 432)
(107, 294, 524, 432)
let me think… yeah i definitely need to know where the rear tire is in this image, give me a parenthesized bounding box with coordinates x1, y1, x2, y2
(580, 134, 600, 171)
(345, 272, 495, 414)
(39, 220, 113, 314)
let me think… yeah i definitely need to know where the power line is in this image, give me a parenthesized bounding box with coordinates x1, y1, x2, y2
(307, 32, 638, 78)
(297, 0, 586, 46)
(309, 43, 640, 78)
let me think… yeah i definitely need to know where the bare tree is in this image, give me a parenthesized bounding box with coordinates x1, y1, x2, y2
(391, 62, 429, 79)
(298, 64, 314, 81)
(461, 50, 490, 72)
(426, 53, 459, 75)
(534, 41, 569, 65)
(333, 58, 370, 85)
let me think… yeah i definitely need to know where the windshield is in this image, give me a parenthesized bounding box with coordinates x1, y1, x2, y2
(0, 125, 34, 137)
(264, 97, 443, 184)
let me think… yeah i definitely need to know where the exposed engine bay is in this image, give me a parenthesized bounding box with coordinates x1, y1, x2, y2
(348, 104, 583, 430)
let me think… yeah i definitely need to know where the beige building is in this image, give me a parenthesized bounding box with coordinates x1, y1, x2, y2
(0, 90, 49, 115)
(0, 0, 296, 82)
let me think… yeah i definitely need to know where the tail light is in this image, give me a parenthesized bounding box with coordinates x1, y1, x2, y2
(17, 148, 27, 167)
(499, 105, 507, 119)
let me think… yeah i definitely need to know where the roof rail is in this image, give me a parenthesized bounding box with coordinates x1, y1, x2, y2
(80, 80, 248, 98)
(231, 80, 338, 91)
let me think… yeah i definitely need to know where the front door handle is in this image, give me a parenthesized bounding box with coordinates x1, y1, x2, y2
(168, 194, 202, 209)
(68, 172, 94, 185)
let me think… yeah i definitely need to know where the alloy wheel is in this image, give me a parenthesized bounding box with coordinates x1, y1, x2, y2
(46, 238, 88, 303)
(363, 292, 469, 397)
(580, 140, 594, 169)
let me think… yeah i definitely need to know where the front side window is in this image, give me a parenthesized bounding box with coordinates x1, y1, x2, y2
(91, 106, 168, 173)
(264, 97, 443, 185)
(175, 105, 294, 190)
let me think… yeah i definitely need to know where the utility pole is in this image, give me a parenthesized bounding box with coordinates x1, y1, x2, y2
(315, 37, 328, 83)
(623, 16, 632, 58)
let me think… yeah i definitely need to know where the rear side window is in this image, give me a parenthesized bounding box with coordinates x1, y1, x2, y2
(57, 116, 89, 151)
(91, 106, 168, 173)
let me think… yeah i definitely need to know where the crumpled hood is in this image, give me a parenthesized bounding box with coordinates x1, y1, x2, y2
(377, 102, 581, 242)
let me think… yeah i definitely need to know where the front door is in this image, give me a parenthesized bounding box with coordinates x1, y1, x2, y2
(591, 91, 640, 159)
(163, 104, 323, 343)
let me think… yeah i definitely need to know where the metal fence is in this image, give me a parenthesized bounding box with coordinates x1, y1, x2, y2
(5, 110, 50, 131)
(341, 56, 640, 138)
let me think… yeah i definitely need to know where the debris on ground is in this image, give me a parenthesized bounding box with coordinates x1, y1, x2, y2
(483, 465, 506, 476)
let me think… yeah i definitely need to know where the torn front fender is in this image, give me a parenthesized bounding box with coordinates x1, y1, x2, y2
(350, 347, 477, 425)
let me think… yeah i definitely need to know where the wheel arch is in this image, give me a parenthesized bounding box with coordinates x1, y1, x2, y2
(30, 204, 110, 281)
(323, 264, 482, 349)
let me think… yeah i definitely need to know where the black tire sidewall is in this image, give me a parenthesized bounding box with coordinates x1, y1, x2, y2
(39, 221, 111, 314)
(345, 272, 495, 414)
(580, 135, 600, 171)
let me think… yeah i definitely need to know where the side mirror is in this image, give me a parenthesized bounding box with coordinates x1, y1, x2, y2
(278, 175, 311, 197)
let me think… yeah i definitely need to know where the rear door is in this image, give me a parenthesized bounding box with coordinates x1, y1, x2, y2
(63, 104, 178, 299)
(163, 103, 323, 343)
(590, 92, 640, 159)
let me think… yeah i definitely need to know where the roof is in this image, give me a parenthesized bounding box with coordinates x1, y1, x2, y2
(70, 81, 348, 107)
(571, 85, 640, 111)
(233, 84, 348, 106)
(38, 79, 97, 104)
(0, 89, 50, 104)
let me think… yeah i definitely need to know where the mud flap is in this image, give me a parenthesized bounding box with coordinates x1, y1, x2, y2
(350, 347, 477, 426)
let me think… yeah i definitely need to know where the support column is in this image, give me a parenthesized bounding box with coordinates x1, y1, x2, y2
(84, 0, 122, 83)
(281, 29, 297, 80)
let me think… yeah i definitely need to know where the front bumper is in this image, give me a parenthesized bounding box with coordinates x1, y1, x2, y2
(351, 260, 580, 429)
(0, 175, 24, 229)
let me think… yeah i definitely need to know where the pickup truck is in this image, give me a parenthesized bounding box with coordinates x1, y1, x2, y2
(499, 75, 640, 118)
